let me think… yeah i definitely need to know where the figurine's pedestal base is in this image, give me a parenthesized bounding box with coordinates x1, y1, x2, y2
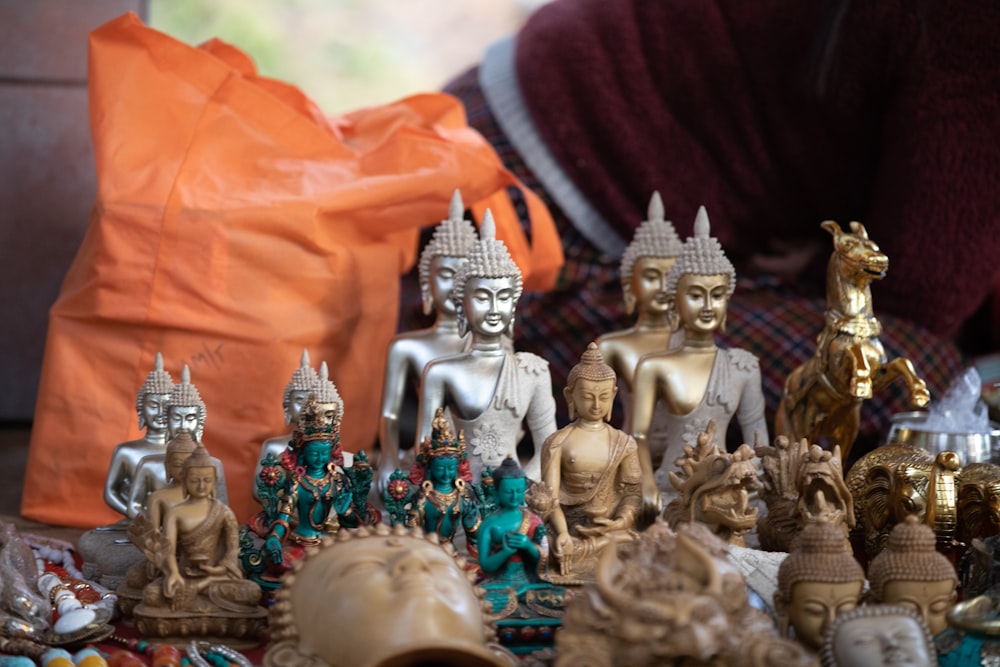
(133, 604, 267, 645)
(78, 523, 145, 590)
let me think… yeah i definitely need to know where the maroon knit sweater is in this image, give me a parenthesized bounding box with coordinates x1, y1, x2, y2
(515, 0, 1000, 338)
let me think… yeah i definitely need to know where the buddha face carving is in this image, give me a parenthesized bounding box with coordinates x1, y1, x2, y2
(289, 534, 485, 667)
(285, 389, 311, 428)
(463, 276, 516, 337)
(629, 256, 676, 315)
(165, 451, 189, 485)
(184, 465, 217, 500)
(566, 377, 617, 423)
(313, 402, 341, 430)
(140, 392, 170, 433)
(168, 405, 202, 441)
(674, 273, 729, 334)
(882, 580, 955, 636)
(302, 440, 332, 473)
(428, 456, 460, 488)
(496, 475, 527, 510)
(429, 256, 467, 317)
(785, 581, 862, 649)
(826, 610, 932, 667)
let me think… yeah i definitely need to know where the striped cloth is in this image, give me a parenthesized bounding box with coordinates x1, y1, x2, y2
(398, 67, 965, 463)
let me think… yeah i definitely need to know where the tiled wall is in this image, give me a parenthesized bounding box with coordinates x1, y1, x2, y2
(0, 0, 147, 420)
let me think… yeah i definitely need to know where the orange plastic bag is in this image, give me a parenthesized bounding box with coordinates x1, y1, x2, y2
(23, 13, 562, 528)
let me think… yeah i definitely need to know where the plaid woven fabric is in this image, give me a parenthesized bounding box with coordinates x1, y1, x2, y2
(398, 67, 965, 462)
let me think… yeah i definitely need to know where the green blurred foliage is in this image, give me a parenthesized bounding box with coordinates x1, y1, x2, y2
(149, 0, 431, 113)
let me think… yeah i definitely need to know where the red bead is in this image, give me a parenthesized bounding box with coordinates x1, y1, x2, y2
(151, 644, 182, 667)
(106, 651, 144, 667)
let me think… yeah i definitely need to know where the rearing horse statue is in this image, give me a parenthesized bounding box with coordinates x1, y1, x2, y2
(775, 221, 930, 460)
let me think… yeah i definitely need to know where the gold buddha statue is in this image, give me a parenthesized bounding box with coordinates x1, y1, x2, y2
(630, 207, 768, 516)
(867, 515, 958, 635)
(416, 210, 556, 482)
(133, 444, 265, 640)
(254, 349, 317, 502)
(775, 519, 865, 650)
(104, 352, 174, 518)
(597, 191, 684, 471)
(378, 191, 478, 492)
(265, 523, 518, 667)
(531, 343, 640, 581)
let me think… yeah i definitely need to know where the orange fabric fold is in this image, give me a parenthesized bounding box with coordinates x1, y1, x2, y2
(23, 12, 562, 527)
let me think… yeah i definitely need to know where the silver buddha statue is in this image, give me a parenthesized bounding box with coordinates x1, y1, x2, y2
(416, 209, 557, 482)
(103, 352, 174, 518)
(130, 364, 228, 513)
(378, 190, 478, 492)
(254, 349, 318, 501)
(597, 191, 685, 471)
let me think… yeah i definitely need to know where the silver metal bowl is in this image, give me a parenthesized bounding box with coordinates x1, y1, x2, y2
(886, 411, 1000, 464)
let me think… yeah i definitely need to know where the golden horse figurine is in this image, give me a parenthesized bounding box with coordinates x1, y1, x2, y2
(775, 221, 930, 460)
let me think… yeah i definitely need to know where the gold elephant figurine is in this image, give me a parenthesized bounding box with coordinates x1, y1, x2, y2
(846, 445, 961, 563)
(957, 462, 1000, 546)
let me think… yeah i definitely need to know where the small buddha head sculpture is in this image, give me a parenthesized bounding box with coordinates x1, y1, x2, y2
(164, 429, 198, 485)
(266, 523, 515, 667)
(775, 519, 865, 649)
(308, 361, 343, 431)
(180, 445, 218, 500)
(867, 515, 958, 635)
(166, 365, 206, 443)
(564, 342, 618, 423)
(665, 206, 736, 334)
(418, 190, 479, 316)
(619, 191, 684, 315)
(283, 350, 318, 427)
(136, 352, 173, 435)
(452, 210, 522, 339)
(415, 408, 470, 487)
(821, 604, 935, 667)
(492, 457, 527, 510)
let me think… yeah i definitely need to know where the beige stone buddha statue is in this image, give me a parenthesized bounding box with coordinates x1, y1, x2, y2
(530, 342, 641, 582)
(597, 191, 684, 470)
(104, 352, 174, 518)
(133, 445, 265, 640)
(120, 429, 199, 616)
(416, 210, 556, 482)
(378, 191, 478, 492)
(775, 519, 865, 650)
(254, 349, 317, 502)
(265, 523, 518, 667)
(821, 605, 935, 667)
(867, 515, 958, 635)
(631, 206, 768, 517)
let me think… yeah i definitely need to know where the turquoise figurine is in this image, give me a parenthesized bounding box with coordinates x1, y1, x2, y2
(479, 457, 566, 655)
